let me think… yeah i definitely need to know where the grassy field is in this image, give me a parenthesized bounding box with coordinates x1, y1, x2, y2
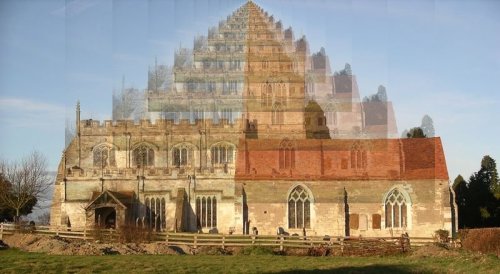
(0, 248, 498, 274)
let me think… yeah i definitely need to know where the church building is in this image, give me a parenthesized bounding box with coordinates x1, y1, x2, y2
(50, 1, 454, 238)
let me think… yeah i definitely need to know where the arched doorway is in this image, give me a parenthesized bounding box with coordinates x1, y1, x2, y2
(95, 207, 116, 229)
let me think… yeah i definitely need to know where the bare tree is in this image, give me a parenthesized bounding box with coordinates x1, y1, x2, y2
(0, 151, 51, 222)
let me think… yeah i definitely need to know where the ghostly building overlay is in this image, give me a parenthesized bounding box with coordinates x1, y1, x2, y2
(51, 1, 453, 237)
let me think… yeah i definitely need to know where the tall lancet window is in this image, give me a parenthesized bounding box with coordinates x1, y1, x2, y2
(196, 196, 217, 228)
(261, 84, 273, 107)
(350, 142, 367, 169)
(272, 103, 284, 125)
(288, 186, 311, 229)
(278, 83, 286, 105)
(279, 139, 295, 169)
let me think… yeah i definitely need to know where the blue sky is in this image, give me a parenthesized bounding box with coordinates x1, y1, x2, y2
(0, 0, 499, 183)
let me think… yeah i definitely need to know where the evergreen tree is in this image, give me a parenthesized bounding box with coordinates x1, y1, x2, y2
(467, 156, 499, 227)
(406, 127, 426, 138)
(421, 115, 435, 137)
(343, 63, 352, 75)
(362, 85, 388, 103)
(452, 175, 468, 228)
(376, 85, 387, 102)
(337, 63, 352, 76)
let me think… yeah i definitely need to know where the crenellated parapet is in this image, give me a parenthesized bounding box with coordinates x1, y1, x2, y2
(79, 118, 244, 134)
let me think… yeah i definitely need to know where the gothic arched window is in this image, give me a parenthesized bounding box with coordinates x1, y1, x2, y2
(261, 83, 273, 107)
(350, 142, 367, 169)
(288, 186, 311, 229)
(272, 103, 284, 125)
(279, 139, 295, 169)
(132, 145, 154, 167)
(93, 145, 116, 168)
(275, 83, 284, 105)
(385, 188, 410, 228)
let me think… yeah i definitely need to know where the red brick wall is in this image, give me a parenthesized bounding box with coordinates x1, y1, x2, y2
(236, 137, 448, 181)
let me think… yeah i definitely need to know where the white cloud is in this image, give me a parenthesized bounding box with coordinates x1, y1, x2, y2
(0, 97, 65, 113)
(0, 97, 66, 128)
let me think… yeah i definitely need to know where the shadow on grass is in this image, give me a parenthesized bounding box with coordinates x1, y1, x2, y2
(273, 264, 415, 274)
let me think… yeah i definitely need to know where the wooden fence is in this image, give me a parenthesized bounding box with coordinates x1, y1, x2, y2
(0, 223, 438, 252)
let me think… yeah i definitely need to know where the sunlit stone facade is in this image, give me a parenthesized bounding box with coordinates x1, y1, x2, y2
(51, 1, 453, 237)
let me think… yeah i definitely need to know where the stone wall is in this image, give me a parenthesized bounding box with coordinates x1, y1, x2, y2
(240, 179, 451, 237)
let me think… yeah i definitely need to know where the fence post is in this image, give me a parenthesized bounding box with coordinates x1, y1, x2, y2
(194, 234, 198, 249)
(56, 226, 59, 236)
(280, 236, 284, 251)
(0, 223, 3, 240)
(251, 235, 255, 245)
(222, 235, 225, 249)
(83, 227, 87, 241)
(166, 233, 169, 245)
(340, 238, 344, 255)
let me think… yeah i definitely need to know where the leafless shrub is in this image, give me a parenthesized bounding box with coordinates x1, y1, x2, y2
(117, 225, 153, 244)
(434, 229, 450, 244)
(460, 228, 500, 256)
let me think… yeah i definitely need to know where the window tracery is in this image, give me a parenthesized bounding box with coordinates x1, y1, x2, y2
(288, 186, 311, 229)
(132, 145, 154, 167)
(261, 83, 273, 107)
(384, 188, 409, 228)
(272, 103, 284, 125)
(93, 145, 116, 168)
(350, 142, 367, 169)
(211, 143, 234, 165)
(172, 144, 194, 167)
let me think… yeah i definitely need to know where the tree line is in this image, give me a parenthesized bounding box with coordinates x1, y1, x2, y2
(453, 155, 500, 228)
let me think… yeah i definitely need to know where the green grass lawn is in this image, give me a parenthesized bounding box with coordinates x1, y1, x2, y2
(0, 248, 498, 274)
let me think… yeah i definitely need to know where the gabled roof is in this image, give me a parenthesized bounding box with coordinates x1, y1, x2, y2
(85, 190, 135, 211)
